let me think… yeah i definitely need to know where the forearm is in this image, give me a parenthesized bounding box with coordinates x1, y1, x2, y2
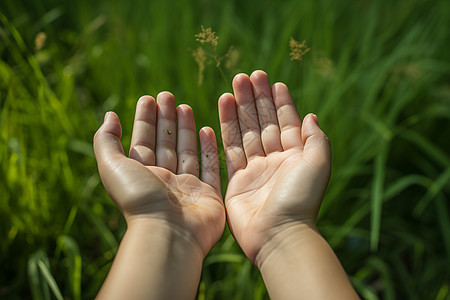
(97, 218, 204, 300)
(257, 224, 359, 300)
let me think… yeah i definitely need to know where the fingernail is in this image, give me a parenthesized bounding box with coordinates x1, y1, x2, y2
(312, 114, 319, 125)
(104, 112, 110, 122)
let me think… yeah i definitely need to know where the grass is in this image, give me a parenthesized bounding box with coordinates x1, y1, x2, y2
(1, 0, 449, 299)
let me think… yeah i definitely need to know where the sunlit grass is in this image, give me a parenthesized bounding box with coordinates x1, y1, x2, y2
(1, 0, 449, 299)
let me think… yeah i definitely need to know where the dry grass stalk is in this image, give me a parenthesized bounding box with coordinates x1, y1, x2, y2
(192, 47, 207, 85)
(192, 25, 235, 85)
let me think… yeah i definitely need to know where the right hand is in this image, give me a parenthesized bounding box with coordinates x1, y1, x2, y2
(219, 71, 331, 265)
(93, 92, 225, 257)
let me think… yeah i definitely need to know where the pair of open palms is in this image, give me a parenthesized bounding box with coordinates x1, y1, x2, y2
(93, 71, 331, 263)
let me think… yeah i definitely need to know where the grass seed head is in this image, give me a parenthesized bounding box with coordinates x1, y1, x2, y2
(225, 48, 240, 70)
(289, 37, 310, 62)
(34, 32, 47, 52)
(195, 25, 219, 48)
(192, 46, 207, 85)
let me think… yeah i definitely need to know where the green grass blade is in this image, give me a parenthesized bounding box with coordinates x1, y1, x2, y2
(57, 235, 82, 300)
(81, 204, 118, 249)
(384, 174, 431, 201)
(370, 142, 389, 251)
(37, 260, 64, 300)
(414, 167, 450, 215)
(401, 129, 450, 168)
(28, 250, 62, 300)
(435, 195, 450, 263)
(28, 252, 47, 300)
(368, 257, 395, 300)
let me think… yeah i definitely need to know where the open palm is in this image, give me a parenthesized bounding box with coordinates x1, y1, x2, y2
(94, 93, 225, 255)
(219, 71, 331, 262)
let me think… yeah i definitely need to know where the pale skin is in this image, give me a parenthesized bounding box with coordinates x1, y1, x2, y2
(94, 71, 358, 299)
(219, 71, 359, 299)
(94, 92, 225, 299)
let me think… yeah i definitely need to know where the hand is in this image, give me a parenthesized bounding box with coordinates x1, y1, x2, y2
(219, 71, 331, 264)
(93, 92, 225, 256)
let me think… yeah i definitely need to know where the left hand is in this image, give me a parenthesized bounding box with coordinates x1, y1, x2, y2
(218, 71, 331, 264)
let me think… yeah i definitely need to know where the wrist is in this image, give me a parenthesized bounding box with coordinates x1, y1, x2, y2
(255, 222, 359, 300)
(126, 217, 205, 259)
(255, 222, 319, 270)
(97, 217, 205, 300)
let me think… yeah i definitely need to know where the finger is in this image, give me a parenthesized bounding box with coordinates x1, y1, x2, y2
(218, 92, 246, 177)
(155, 92, 177, 172)
(200, 127, 221, 196)
(129, 96, 156, 165)
(176, 104, 199, 176)
(272, 82, 303, 150)
(249, 70, 282, 154)
(232, 73, 264, 159)
(93, 111, 126, 172)
(301, 113, 331, 176)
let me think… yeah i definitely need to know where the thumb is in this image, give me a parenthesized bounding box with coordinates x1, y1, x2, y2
(301, 113, 331, 175)
(93, 112, 125, 169)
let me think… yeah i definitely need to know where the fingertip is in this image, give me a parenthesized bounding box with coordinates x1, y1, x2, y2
(218, 94, 238, 123)
(158, 91, 174, 98)
(200, 126, 216, 140)
(178, 103, 192, 109)
(199, 126, 221, 195)
(312, 113, 319, 125)
(177, 104, 194, 116)
(104, 110, 118, 120)
(103, 111, 121, 132)
(156, 92, 176, 123)
(302, 113, 328, 145)
(305, 113, 319, 127)
(234, 72, 249, 79)
(219, 92, 234, 100)
(232, 73, 250, 88)
(176, 102, 196, 129)
(250, 70, 268, 81)
(109, 110, 120, 121)
(138, 95, 156, 105)
(218, 93, 235, 107)
(303, 113, 316, 130)
(94, 111, 124, 160)
(272, 82, 288, 94)
(302, 113, 331, 173)
(157, 91, 176, 105)
(104, 111, 111, 122)
(272, 82, 296, 111)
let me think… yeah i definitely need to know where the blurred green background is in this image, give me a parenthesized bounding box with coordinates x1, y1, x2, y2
(1, 0, 449, 299)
